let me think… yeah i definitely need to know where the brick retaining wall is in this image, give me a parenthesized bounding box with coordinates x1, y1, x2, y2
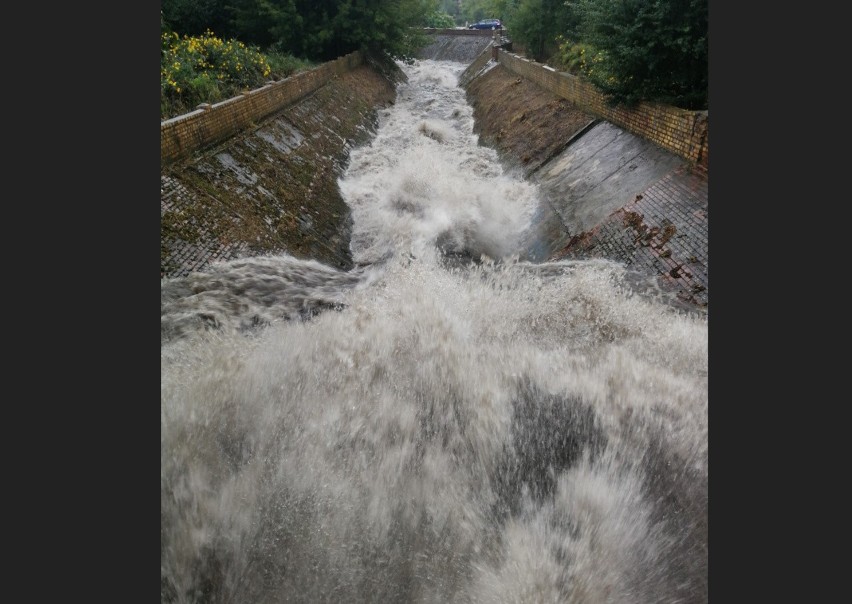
(496, 50, 708, 171)
(161, 51, 364, 166)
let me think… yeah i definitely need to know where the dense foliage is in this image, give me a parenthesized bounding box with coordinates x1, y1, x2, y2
(160, 30, 314, 119)
(460, 0, 504, 24)
(460, 0, 707, 110)
(573, 0, 707, 109)
(161, 0, 708, 113)
(162, 0, 437, 62)
(504, 0, 579, 63)
(161, 0, 442, 118)
(424, 10, 456, 28)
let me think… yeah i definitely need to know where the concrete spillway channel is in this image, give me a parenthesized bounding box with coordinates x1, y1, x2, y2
(161, 34, 707, 311)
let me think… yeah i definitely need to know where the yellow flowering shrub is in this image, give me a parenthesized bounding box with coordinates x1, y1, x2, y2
(161, 30, 273, 119)
(556, 38, 605, 79)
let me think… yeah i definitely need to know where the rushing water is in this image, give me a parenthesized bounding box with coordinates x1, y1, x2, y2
(161, 60, 708, 603)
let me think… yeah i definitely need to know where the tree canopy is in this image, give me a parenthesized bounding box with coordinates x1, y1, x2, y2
(461, 0, 707, 109)
(574, 0, 707, 109)
(161, 0, 708, 109)
(162, 0, 438, 62)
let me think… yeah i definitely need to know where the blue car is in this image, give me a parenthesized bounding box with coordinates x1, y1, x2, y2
(468, 19, 502, 30)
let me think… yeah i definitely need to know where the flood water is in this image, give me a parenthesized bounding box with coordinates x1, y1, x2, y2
(161, 60, 708, 603)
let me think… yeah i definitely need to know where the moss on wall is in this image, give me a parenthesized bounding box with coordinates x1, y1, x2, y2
(161, 61, 403, 278)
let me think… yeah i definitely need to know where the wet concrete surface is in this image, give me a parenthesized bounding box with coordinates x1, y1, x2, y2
(542, 164, 708, 309)
(458, 59, 708, 312)
(527, 122, 708, 311)
(533, 121, 686, 235)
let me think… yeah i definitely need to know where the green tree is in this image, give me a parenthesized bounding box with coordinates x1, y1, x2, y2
(461, 0, 500, 23)
(437, 0, 461, 20)
(268, 0, 433, 62)
(163, 0, 437, 63)
(507, 0, 578, 62)
(574, 0, 707, 109)
(229, 0, 303, 49)
(161, 0, 236, 38)
(425, 10, 456, 28)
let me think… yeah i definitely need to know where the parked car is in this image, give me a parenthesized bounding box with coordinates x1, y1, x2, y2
(468, 19, 502, 30)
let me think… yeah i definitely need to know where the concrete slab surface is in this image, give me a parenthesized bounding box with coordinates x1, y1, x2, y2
(535, 122, 685, 234)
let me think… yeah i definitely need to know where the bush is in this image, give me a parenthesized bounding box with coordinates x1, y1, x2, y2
(574, 0, 707, 109)
(264, 48, 315, 80)
(161, 30, 272, 117)
(424, 11, 456, 28)
(556, 38, 609, 80)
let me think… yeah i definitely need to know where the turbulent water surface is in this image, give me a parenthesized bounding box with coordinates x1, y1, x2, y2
(161, 60, 708, 603)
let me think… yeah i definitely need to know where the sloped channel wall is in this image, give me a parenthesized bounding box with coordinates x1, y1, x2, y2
(458, 47, 708, 309)
(160, 53, 402, 278)
(494, 50, 708, 171)
(161, 51, 365, 166)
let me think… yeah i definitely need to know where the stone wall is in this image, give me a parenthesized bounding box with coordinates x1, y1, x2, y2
(161, 52, 364, 166)
(496, 50, 708, 171)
